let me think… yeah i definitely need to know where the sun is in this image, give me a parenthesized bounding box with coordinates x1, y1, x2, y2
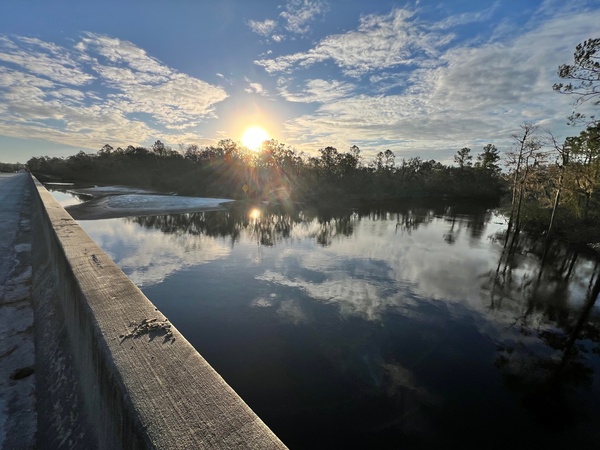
(241, 126, 270, 151)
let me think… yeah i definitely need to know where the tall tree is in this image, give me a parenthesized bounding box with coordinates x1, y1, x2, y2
(372, 149, 395, 172)
(475, 144, 501, 175)
(383, 149, 395, 171)
(152, 140, 166, 156)
(454, 147, 472, 169)
(99, 144, 114, 155)
(553, 38, 600, 125)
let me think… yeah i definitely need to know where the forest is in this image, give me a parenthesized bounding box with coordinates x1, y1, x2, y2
(26, 139, 506, 200)
(0, 161, 26, 172)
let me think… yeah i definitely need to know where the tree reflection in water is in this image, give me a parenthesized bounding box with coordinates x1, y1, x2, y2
(121, 199, 600, 446)
(485, 230, 600, 431)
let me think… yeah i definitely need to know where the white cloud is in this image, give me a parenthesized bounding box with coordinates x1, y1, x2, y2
(244, 77, 268, 95)
(0, 33, 229, 150)
(280, 0, 328, 35)
(80, 34, 228, 129)
(0, 36, 94, 85)
(247, 19, 278, 37)
(50, 88, 87, 103)
(256, 8, 453, 77)
(270, 6, 600, 162)
(247, 0, 328, 42)
(77, 34, 171, 81)
(0, 63, 154, 148)
(429, 1, 500, 30)
(277, 78, 356, 103)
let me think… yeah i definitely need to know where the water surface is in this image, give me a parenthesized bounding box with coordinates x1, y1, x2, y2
(51, 190, 600, 449)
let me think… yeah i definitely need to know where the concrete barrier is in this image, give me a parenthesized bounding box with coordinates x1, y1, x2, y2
(30, 176, 286, 449)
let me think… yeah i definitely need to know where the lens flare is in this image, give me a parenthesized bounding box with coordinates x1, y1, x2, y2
(249, 208, 261, 220)
(242, 127, 270, 151)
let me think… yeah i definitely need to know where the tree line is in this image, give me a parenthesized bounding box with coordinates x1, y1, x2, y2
(26, 138, 506, 202)
(0, 161, 26, 172)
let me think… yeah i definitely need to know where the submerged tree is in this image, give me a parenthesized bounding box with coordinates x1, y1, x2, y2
(539, 133, 572, 267)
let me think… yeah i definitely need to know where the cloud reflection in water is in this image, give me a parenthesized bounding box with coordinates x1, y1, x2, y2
(79, 217, 232, 286)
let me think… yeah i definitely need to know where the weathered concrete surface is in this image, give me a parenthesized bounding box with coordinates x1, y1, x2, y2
(0, 173, 36, 449)
(30, 177, 286, 449)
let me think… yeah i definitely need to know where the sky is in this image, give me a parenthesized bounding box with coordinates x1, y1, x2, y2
(0, 0, 598, 164)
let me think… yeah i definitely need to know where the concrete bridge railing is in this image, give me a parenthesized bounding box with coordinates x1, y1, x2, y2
(30, 176, 286, 449)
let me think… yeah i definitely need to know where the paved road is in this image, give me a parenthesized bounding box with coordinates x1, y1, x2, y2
(0, 173, 36, 449)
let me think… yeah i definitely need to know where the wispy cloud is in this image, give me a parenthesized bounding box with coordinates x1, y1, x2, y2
(0, 60, 153, 147)
(78, 34, 228, 129)
(244, 77, 268, 95)
(264, 4, 600, 161)
(0, 36, 94, 85)
(281, 0, 329, 35)
(255, 8, 453, 77)
(0, 33, 228, 149)
(429, 1, 500, 30)
(247, 0, 328, 42)
(277, 78, 356, 103)
(247, 19, 278, 37)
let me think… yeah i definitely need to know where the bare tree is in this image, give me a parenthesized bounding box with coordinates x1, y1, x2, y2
(504, 123, 546, 246)
(540, 132, 571, 267)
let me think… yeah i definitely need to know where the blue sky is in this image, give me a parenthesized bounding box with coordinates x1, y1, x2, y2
(0, 0, 598, 164)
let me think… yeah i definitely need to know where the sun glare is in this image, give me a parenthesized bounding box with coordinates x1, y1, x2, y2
(249, 208, 261, 220)
(241, 126, 270, 151)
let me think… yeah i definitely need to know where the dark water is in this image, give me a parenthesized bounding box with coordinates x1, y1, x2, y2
(51, 191, 600, 449)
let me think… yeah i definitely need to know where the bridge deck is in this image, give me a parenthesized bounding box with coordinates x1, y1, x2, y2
(0, 173, 36, 449)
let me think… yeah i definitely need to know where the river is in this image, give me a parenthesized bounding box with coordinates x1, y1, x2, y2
(50, 189, 600, 449)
